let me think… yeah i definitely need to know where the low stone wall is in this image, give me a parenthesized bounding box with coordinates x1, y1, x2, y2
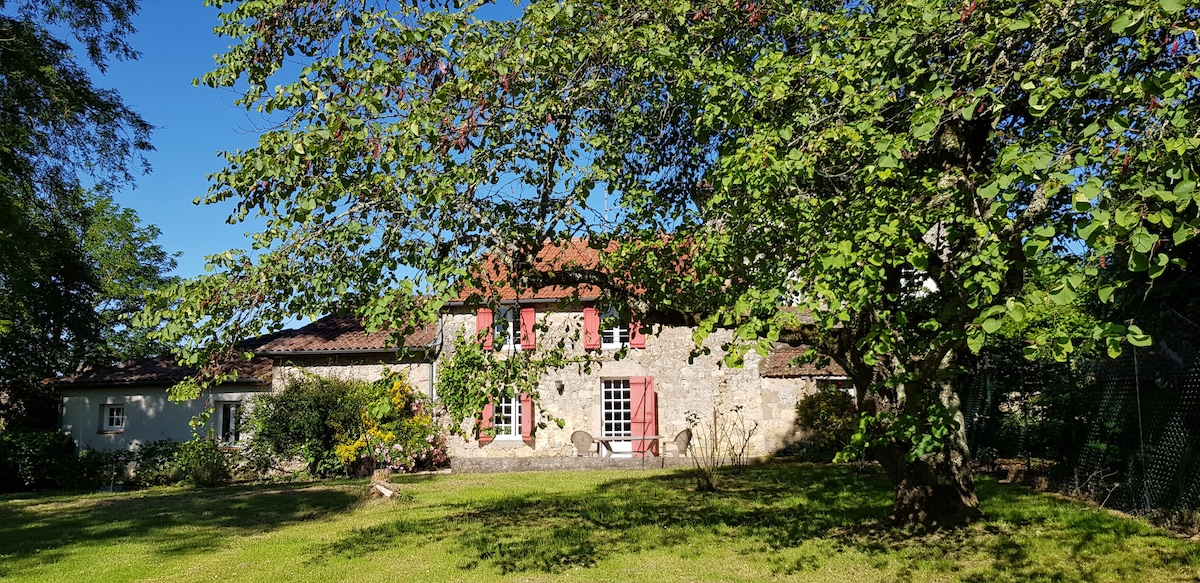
(450, 455, 771, 473)
(451, 456, 698, 473)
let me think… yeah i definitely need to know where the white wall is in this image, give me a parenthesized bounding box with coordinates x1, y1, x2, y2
(59, 384, 269, 451)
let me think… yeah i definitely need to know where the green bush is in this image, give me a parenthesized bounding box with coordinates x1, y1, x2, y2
(133, 439, 182, 486)
(246, 373, 369, 477)
(794, 387, 858, 462)
(172, 438, 234, 487)
(0, 430, 79, 491)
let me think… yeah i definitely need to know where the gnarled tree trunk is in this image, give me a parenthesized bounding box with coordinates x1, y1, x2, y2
(857, 361, 982, 527)
(873, 430, 981, 527)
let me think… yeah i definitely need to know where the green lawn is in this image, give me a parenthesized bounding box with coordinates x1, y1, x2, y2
(0, 463, 1195, 582)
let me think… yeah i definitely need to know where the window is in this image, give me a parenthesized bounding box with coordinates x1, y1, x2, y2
(601, 379, 632, 437)
(478, 393, 533, 445)
(585, 306, 643, 350)
(817, 378, 856, 400)
(600, 308, 629, 349)
(494, 307, 522, 351)
(101, 404, 125, 433)
(216, 401, 242, 445)
(491, 395, 521, 439)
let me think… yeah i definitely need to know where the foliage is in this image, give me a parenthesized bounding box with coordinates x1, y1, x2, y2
(0, 0, 175, 429)
(0, 430, 79, 491)
(245, 373, 369, 477)
(435, 331, 578, 438)
(172, 438, 234, 487)
(244, 371, 447, 477)
(685, 405, 759, 491)
(794, 387, 858, 463)
(334, 368, 449, 473)
(133, 439, 183, 486)
(159, 0, 1200, 525)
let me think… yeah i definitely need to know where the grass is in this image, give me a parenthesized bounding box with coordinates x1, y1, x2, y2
(0, 462, 1196, 582)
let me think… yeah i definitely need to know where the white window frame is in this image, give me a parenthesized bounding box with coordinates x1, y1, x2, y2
(494, 306, 522, 352)
(600, 308, 629, 350)
(216, 401, 243, 445)
(816, 377, 856, 400)
(601, 379, 632, 437)
(100, 404, 125, 433)
(492, 394, 521, 440)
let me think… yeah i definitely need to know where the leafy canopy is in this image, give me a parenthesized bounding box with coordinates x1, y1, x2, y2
(159, 0, 1197, 526)
(0, 0, 174, 428)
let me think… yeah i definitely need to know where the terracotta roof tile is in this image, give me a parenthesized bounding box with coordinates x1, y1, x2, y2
(56, 333, 283, 386)
(760, 346, 846, 378)
(454, 239, 611, 302)
(255, 314, 437, 353)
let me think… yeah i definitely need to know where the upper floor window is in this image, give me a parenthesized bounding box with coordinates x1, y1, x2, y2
(494, 307, 522, 351)
(600, 308, 629, 349)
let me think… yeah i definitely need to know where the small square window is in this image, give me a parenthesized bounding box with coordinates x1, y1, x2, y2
(101, 405, 125, 433)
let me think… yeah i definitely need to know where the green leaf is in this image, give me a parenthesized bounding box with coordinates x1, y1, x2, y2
(967, 331, 985, 353)
(981, 318, 1002, 334)
(1098, 285, 1115, 303)
(1130, 227, 1157, 253)
(1048, 285, 1077, 305)
(1111, 11, 1139, 33)
(1160, 0, 1185, 13)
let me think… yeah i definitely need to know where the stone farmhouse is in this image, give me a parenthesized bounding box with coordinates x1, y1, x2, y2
(57, 243, 850, 469)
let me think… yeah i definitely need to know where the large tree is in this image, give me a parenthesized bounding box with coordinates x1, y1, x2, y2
(0, 0, 175, 428)
(164, 0, 1198, 526)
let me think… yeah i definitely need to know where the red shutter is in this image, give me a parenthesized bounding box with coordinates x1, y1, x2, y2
(583, 307, 601, 350)
(476, 308, 494, 351)
(629, 316, 646, 349)
(519, 392, 534, 444)
(630, 376, 658, 457)
(520, 307, 536, 350)
(478, 401, 495, 445)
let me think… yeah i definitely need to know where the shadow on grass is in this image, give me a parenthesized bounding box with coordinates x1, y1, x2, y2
(315, 463, 1198, 580)
(313, 463, 893, 572)
(0, 482, 362, 578)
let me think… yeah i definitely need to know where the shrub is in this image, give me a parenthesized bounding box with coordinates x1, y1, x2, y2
(794, 387, 858, 462)
(338, 369, 449, 474)
(0, 430, 79, 491)
(246, 373, 370, 477)
(173, 438, 234, 487)
(133, 439, 182, 486)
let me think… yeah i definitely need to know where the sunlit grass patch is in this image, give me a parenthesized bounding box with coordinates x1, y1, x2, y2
(0, 463, 1195, 582)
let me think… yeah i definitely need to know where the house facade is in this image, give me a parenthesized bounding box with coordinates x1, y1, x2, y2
(57, 245, 850, 467)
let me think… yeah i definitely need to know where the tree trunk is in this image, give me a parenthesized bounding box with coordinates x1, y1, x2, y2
(866, 373, 982, 528)
(873, 434, 981, 528)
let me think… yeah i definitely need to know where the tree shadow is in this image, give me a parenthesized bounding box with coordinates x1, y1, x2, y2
(0, 482, 362, 578)
(311, 463, 893, 572)
(313, 464, 1197, 580)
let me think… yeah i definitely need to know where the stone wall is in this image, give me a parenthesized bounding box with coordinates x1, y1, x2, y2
(272, 355, 435, 399)
(441, 306, 790, 460)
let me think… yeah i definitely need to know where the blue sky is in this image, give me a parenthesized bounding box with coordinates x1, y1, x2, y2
(92, 1, 267, 278)
(94, 1, 526, 280)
